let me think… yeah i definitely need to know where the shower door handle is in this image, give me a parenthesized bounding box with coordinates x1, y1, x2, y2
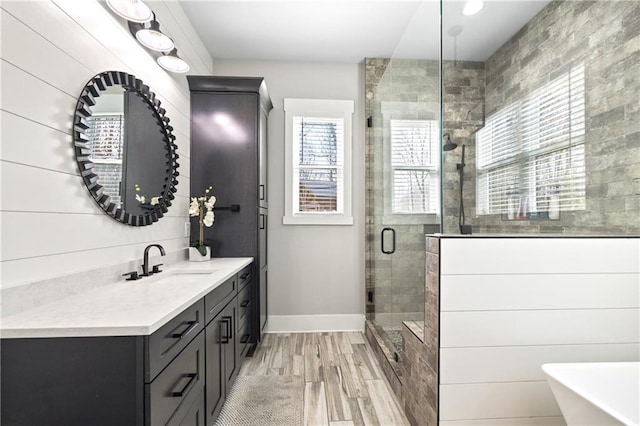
(381, 227, 396, 254)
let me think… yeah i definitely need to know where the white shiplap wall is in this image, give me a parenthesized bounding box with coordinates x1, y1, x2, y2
(438, 237, 640, 425)
(0, 0, 212, 288)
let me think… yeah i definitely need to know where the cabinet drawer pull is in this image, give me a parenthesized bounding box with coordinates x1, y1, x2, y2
(170, 373, 197, 398)
(219, 320, 229, 344)
(223, 316, 233, 339)
(240, 300, 250, 308)
(241, 334, 250, 344)
(240, 273, 250, 280)
(171, 320, 198, 339)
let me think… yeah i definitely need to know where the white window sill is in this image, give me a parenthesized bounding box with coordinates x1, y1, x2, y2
(283, 215, 354, 226)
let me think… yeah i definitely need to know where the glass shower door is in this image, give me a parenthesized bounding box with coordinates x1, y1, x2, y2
(365, 57, 441, 366)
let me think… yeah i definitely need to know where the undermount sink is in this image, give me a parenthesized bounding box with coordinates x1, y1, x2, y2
(142, 269, 215, 285)
(168, 269, 214, 275)
(542, 362, 639, 426)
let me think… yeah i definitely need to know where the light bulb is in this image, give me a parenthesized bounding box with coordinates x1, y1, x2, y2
(157, 50, 190, 73)
(106, 0, 153, 23)
(136, 20, 174, 52)
(462, 0, 484, 16)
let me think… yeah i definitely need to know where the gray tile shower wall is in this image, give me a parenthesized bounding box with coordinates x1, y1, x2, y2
(442, 61, 485, 234)
(400, 235, 440, 426)
(472, 0, 640, 234)
(367, 2, 640, 236)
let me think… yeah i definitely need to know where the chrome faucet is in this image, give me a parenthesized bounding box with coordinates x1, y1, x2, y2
(142, 244, 166, 276)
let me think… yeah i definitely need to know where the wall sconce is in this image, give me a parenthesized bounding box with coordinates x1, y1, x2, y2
(157, 49, 190, 73)
(105, 0, 189, 74)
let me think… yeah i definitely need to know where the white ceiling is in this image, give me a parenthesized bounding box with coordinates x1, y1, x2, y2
(179, 0, 550, 63)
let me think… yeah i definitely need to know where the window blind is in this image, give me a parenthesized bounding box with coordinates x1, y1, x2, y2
(293, 116, 344, 213)
(391, 119, 439, 214)
(476, 65, 586, 216)
(87, 114, 124, 206)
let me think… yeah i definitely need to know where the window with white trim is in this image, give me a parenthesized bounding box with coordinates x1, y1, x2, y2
(390, 119, 439, 214)
(284, 98, 354, 225)
(476, 65, 586, 217)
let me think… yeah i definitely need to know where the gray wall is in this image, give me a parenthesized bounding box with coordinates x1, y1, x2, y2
(460, 0, 640, 234)
(210, 60, 366, 328)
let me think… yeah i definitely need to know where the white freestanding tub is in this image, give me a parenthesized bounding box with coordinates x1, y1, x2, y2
(542, 362, 639, 426)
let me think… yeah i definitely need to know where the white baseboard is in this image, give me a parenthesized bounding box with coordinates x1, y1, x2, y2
(265, 314, 365, 333)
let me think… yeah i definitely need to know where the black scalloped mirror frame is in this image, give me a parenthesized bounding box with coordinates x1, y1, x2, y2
(73, 71, 179, 226)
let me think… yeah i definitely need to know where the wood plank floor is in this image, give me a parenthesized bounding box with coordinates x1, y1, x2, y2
(239, 332, 410, 426)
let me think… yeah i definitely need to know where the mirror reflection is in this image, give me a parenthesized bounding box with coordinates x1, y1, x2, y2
(87, 86, 167, 216)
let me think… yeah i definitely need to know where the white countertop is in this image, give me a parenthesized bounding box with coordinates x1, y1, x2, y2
(0, 257, 253, 339)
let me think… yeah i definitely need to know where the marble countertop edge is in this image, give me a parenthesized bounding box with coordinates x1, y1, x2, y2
(0, 257, 253, 339)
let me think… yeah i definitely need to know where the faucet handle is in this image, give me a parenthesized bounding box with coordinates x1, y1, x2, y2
(123, 271, 141, 281)
(152, 264, 163, 274)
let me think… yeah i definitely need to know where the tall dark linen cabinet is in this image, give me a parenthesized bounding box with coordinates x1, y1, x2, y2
(188, 77, 272, 347)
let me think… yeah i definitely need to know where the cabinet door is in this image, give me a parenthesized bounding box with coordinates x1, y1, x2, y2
(259, 267, 268, 334)
(258, 106, 268, 208)
(191, 92, 258, 258)
(258, 208, 267, 270)
(205, 300, 238, 425)
(205, 316, 224, 424)
(221, 301, 237, 389)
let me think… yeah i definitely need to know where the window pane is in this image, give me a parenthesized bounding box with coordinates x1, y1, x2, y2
(476, 65, 586, 216)
(390, 119, 439, 214)
(532, 145, 586, 212)
(393, 170, 437, 214)
(92, 163, 123, 206)
(391, 120, 437, 167)
(477, 163, 520, 215)
(298, 168, 340, 213)
(294, 117, 343, 166)
(476, 104, 519, 169)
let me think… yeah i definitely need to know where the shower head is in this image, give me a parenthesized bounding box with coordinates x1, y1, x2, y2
(443, 134, 458, 152)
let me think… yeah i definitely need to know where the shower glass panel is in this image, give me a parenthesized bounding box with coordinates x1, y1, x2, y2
(365, 1, 442, 370)
(441, 0, 640, 235)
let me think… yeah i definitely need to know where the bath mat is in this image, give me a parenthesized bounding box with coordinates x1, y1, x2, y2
(215, 375, 304, 426)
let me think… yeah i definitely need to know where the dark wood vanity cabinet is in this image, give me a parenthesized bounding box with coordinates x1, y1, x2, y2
(202, 274, 240, 424)
(0, 264, 253, 426)
(1, 318, 206, 426)
(188, 77, 272, 349)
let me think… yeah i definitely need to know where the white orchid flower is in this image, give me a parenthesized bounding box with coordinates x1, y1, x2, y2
(135, 194, 146, 204)
(205, 196, 217, 210)
(150, 197, 160, 206)
(189, 197, 200, 216)
(203, 210, 215, 227)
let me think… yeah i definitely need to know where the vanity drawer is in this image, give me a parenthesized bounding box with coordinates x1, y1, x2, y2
(147, 331, 205, 426)
(147, 299, 205, 382)
(238, 264, 253, 291)
(237, 282, 252, 330)
(205, 275, 237, 325)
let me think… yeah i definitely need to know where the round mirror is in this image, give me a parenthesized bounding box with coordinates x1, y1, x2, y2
(73, 71, 179, 226)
